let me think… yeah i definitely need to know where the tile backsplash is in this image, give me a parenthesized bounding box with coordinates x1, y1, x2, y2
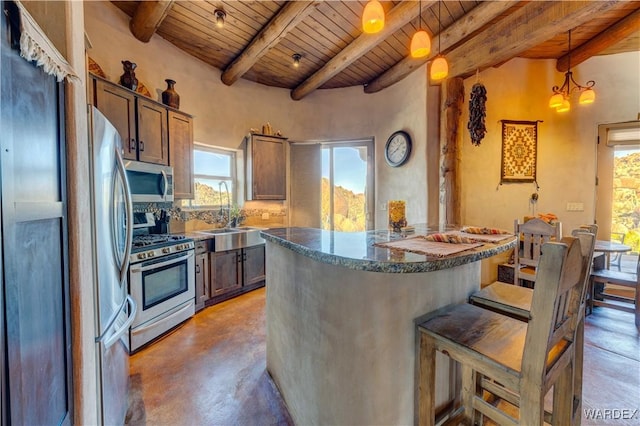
(134, 200, 288, 233)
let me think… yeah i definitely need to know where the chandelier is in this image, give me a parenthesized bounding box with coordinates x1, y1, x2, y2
(549, 30, 595, 112)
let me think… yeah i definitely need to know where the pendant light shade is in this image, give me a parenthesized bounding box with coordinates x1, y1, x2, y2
(579, 88, 596, 104)
(549, 30, 596, 112)
(362, 0, 385, 34)
(410, 30, 431, 58)
(548, 93, 564, 109)
(430, 0, 448, 82)
(430, 55, 449, 81)
(556, 99, 571, 113)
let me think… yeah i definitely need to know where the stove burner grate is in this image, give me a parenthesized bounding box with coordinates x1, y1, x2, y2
(132, 234, 187, 249)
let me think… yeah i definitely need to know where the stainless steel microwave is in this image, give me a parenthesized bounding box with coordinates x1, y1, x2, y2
(125, 160, 174, 202)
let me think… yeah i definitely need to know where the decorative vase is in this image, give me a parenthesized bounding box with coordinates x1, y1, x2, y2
(119, 60, 138, 91)
(162, 79, 180, 109)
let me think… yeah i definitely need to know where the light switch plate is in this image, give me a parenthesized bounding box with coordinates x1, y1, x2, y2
(262, 212, 270, 220)
(379, 202, 387, 211)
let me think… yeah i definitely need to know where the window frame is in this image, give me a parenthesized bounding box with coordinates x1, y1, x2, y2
(183, 143, 237, 209)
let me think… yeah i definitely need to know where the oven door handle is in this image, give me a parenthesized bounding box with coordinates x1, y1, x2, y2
(115, 147, 133, 284)
(100, 295, 137, 348)
(130, 250, 194, 273)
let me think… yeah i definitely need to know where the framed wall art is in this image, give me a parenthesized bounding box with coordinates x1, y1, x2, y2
(500, 120, 539, 183)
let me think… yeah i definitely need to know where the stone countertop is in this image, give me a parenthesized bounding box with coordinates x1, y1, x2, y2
(260, 226, 516, 273)
(179, 232, 215, 242)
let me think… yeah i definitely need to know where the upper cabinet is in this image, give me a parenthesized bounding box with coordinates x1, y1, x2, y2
(136, 97, 168, 165)
(246, 133, 287, 200)
(92, 76, 168, 165)
(168, 111, 194, 199)
(90, 74, 194, 198)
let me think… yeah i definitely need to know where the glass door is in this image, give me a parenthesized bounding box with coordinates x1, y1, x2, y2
(321, 141, 374, 231)
(596, 121, 640, 255)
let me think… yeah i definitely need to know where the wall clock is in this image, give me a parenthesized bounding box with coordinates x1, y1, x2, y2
(384, 130, 412, 167)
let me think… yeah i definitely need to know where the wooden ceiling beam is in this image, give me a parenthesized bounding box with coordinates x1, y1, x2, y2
(221, 1, 320, 86)
(129, 0, 175, 43)
(291, 0, 432, 101)
(445, 1, 622, 80)
(364, 1, 517, 94)
(556, 8, 640, 72)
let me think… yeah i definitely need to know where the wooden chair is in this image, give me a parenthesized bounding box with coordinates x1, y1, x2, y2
(589, 254, 639, 329)
(416, 237, 583, 426)
(470, 229, 596, 321)
(467, 230, 596, 426)
(609, 232, 626, 268)
(512, 218, 562, 286)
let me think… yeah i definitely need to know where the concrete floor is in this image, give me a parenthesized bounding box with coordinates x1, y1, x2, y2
(126, 286, 639, 426)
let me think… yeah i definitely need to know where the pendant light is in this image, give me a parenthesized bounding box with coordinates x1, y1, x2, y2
(549, 30, 596, 112)
(362, 0, 385, 34)
(430, 0, 448, 81)
(410, 0, 430, 58)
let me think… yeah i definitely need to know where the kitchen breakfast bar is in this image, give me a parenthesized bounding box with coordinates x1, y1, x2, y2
(260, 227, 515, 425)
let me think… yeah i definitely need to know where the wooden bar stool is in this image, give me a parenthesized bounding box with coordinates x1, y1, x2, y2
(416, 238, 583, 425)
(466, 230, 596, 425)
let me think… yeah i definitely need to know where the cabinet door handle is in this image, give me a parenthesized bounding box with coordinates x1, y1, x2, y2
(196, 264, 201, 274)
(130, 139, 136, 151)
(139, 140, 145, 151)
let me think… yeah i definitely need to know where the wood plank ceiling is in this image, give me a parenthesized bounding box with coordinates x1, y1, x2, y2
(111, 1, 640, 100)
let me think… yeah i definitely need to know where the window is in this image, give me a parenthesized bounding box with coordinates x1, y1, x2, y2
(184, 144, 236, 208)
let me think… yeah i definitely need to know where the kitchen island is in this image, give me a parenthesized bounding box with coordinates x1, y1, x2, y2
(261, 227, 515, 425)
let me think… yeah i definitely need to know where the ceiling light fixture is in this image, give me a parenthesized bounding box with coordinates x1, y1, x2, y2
(410, 0, 431, 58)
(549, 30, 596, 112)
(292, 53, 301, 68)
(362, 0, 384, 34)
(430, 0, 448, 81)
(214, 9, 226, 29)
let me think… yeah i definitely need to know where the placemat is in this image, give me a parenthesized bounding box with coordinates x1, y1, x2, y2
(375, 236, 483, 257)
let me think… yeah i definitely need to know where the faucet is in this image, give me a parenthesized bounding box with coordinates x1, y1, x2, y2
(218, 181, 231, 227)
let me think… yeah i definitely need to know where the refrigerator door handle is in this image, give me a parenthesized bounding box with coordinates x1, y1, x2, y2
(115, 147, 134, 284)
(101, 296, 137, 348)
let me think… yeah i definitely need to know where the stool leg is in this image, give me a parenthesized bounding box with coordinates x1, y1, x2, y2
(553, 356, 574, 426)
(572, 319, 585, 426)
(417, 333, 436, 426)
(461, 363, 477, 424)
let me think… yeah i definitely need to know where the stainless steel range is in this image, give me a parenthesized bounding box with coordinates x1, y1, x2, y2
(128, 213, 195, 353)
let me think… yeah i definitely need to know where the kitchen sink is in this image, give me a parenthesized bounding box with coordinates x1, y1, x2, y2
(196, 227, 265, 251)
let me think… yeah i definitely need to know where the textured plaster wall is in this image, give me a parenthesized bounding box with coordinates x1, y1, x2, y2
(459, 53, 640, 235)
(84, 1, 428, 228)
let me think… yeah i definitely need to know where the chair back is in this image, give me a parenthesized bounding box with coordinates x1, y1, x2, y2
(514, 218, 561, 285)
(571, 227, 597, 318)
(523, 237, 583, 383)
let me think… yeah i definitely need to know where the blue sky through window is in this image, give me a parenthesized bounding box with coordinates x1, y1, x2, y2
(322, 146, 366, 194)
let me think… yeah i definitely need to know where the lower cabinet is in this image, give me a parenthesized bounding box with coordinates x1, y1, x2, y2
(210, 249, 242, 297)
(197, 244, 265, 308)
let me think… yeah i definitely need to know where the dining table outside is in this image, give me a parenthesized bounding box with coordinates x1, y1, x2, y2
(594, 239, 632, 269)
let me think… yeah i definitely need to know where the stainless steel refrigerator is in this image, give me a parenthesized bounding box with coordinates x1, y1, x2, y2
(89, 106, 137, 425)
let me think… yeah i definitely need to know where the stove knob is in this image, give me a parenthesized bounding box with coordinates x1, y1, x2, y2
(162, 247, 170, 254)
(138, 253, 146, 260)
(148, 251, 155, 258)
(176, 244, 183, 250)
